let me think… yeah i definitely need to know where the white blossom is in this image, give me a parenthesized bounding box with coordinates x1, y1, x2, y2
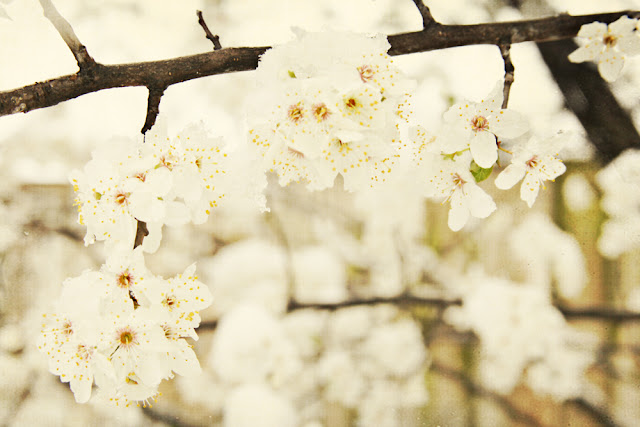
(248, 31, 414, 191)
(569, 16, 640, 82)
(438, 82, 528, 168)
(495, 134, 567, 207)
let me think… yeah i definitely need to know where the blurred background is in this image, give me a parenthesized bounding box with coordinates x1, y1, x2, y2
(1, 0, 640, 425)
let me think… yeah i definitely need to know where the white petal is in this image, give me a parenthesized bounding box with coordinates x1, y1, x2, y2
(443, 102, 473, 123)
(568, 46, 599, 63)
(577, 22, 607, 38)
(447, 191, 469, 231)
(609, 16, 637, 36)
(70, 376, 93, 403)
(617, 33, 640, 56)
(540, 157, 566, 180)
(142, 222, 163, 253)
(465, 185, 496, 219)
(490, 109, 528, 139)
(598, 49, 625, 82)
(495, 163, 527, 189)
(520, 172, 541, 208)
(478, 82, 503, 115)
(470, 131, 498, 168)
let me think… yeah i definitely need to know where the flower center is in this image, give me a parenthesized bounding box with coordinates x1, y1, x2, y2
(62, 320, 73, 336)
(115, 192, 129, 205)
(345, 97, 361, 110)
(117, 271, 133, 289)
(162, 295, 176, 308)
(471, 115, 489, 132)
(603, 34, 617, 47)
(312, 103, 330, 122)
(357, 65, 375, 82)
(119, 330, 135, 346)
(452, 173, 466, 188)
(134, 172, 146, 182)
(526, 156, 539, 169)
(287, 103, 304, 123)
(77, 344, 92, 360)
(288, 147, 304, 158)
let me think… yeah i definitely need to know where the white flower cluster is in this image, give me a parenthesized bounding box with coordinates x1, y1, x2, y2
(445, 276, 593, 400)
(596, 148, 640, 258)
(248, 31, 568, 231)
(406, 93, 566, 231)
(569, 15, 640, 82)
(70, 122, 231, 253)
(248, 31, 414, 191)
(37, 247, 212, 405)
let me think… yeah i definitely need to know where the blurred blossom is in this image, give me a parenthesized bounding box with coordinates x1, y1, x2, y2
(563, 173, 596, 211)
(597, 149, 640, 258)
(445, 275, 593, 398)
(224, 383, 297, 427)
(209, 304, 302, 386)
(292, 246, 347, 304)
(508, 213, 587, 299)
(199, 239, 289, 316)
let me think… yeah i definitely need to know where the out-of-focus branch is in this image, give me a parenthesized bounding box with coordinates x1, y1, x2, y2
(38, 0, 96, 70)
(431, 361, 545, 427)
(567, 397, 620, 427)
(536, 39, 640, 163)
(2, 10, 638, 120)
(197, 10, 222, 50)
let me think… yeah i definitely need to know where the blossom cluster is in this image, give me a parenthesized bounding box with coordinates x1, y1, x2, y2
(70, 122, 231, 253)
(445, 275, 593, 400)
(405, 93, 566, 231)
(569, 15, 640, 82)
(37, 247, 212, 405)
(248, 31, 414, 191)
(248, 31, 568, 231)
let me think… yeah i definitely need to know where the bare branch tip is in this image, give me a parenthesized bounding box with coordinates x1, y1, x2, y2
(196, 10, 222, 50)
(411, 0, 437, 29)
(39, 0, 97, 70)
(141, 87, 166, 135)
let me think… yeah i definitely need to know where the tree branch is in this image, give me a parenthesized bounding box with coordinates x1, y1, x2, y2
(196, 10, 222, 50)
(141, 86, 166, 134)
(134, 220, 148, 249)
(38, 0, 97, 70)
(410, 0, 437, 29)
(1, 10, 638, 119)
(537, 39, 640, 163)
(500, 43, 514, 108)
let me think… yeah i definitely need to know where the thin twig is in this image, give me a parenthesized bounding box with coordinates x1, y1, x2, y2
(500, 43, 514, 109)
(411, 0, 437, 29)
(2, 10, 639, 119)
(38, 0, 97, 70)
(141, 86, 166, 134)
(196, 10, 222, 50)
(134, 220, 148, 249)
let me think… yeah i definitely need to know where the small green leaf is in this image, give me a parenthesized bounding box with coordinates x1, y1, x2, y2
(470, 160, 493, 183)
(288, 70, 296, 78)
(94, 192, 102, 200)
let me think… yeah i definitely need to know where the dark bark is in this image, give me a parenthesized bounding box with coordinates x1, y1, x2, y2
(537, 39, 640, 163)
(1, 10, 638, 119)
